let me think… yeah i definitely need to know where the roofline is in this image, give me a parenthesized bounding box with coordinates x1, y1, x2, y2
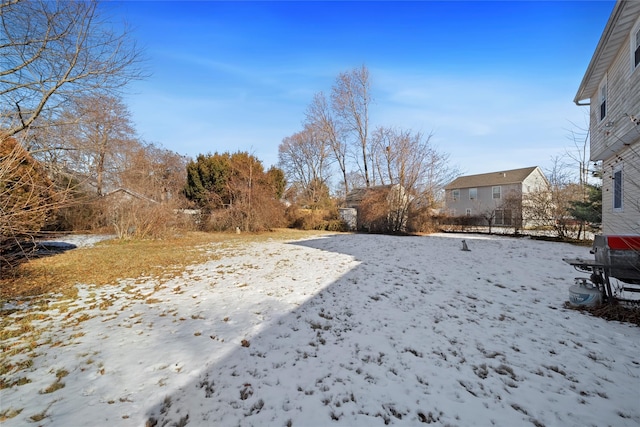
(104, 188, 159, 204)
(443, 166, 544, 190)
(574, 1, 630, 104)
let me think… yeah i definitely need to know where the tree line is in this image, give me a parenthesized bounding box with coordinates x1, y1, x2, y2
(1, 0, 604, 272)
(0, 0, 190, 271)
(1, 0, 289, 272)
(169, 65, 463, 234)
(277, 65, 459, 232)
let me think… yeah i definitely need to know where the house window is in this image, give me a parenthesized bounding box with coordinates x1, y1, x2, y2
(494, 209, 512, 226)
(466, 208, 472, 216)
(492, 186, 501, 199)
(613, 165, 623, 211)
(495, 209, 503, 225)
(599, 81, 607, 121)
(452, 189, 460, 201)
(469, 188, 477, 200)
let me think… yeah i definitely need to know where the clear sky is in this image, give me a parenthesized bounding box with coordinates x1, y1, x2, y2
(105, 0, 615, 177)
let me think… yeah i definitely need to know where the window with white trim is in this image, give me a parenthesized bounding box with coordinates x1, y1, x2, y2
(452, 189, 460, 201)
(613, 164, 623, 211)
(492, 186, 501, 199)
(466, 208, 472, 216)
(469, 188, 477, 200)
(598, 79, 607, 121)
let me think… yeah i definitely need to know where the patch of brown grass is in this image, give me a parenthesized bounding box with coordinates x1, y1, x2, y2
(0, 407, 23, 422)
(565, 301, 640, 326)
(0, 230, 330, 301)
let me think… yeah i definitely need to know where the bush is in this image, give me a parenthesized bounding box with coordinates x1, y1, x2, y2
(1, 137, 58, 268)
(51, 199, 100, 232)
(434, 214, 485, 231)
(407, 207, 440, 233)
(98, 197, 184, 239)
(204, 197, 286, 233)
(286, 206, 346, 231)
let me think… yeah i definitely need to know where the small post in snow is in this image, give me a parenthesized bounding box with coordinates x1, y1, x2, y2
(461, 240, 471, 251)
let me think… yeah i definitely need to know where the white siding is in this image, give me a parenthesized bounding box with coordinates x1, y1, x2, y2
(602, 144, 640, 234)
(586, 14, 640, 235)
(589, 17, 640, 161)
(521, 168, 548, 194)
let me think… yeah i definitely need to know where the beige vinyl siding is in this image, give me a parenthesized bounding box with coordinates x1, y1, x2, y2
(445, 167, 549, 227)
(590, 23, 640, 161)
(446, 188, 476, 214)
(521, 169, 548, 194)
(575, 3, 640, 235)
(447, 183, 521, 219)
(586, 12, 640, 235)
(602, 145, 640, 235)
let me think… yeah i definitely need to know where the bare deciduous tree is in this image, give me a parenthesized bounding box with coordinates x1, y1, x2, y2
(370, 126, 456, 210)
(63, 94, 138, 196)
(331, 65, 372, 187)
(1, 0, 145, 137)
(370, 127, 425, 188)
(501, 189, 523, 233)
(524, 157, 585, 239)
(282, 66, 459, 234)
(565, 118, 592, 190)
(119, 142, 188, 204)
(305, 92, 348, 196)
(278, 125, 331, 207)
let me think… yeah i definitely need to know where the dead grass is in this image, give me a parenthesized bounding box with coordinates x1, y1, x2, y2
(565, 301, 640, 326)
(0, 408, 23, 422)
(0, 230, 329, 391)
(0, 230, 330, 301)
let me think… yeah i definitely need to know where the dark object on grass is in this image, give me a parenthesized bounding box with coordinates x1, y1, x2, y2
(461, 240, 471, 251)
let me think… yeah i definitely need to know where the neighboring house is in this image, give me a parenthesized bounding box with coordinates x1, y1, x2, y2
(574, 0, 640, 235)
(344, 184, 408, 232)
(103, 188, 158, 205)
(444, 166, 549, 228)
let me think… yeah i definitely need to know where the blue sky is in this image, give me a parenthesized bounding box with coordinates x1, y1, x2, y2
(107, 1, 614, 177)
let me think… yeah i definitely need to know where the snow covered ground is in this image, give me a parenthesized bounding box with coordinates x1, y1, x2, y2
(1, 233, 639, 427)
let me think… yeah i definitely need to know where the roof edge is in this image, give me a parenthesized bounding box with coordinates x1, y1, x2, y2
(574, 0, 626, 103)
(444, 166, 541, 190)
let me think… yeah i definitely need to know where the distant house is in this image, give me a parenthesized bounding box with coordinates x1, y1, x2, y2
(344, 184, 408, 232)
(103, 188, 158, 205)
(444, 166, 549, 228)
(574, 0, 640, 235)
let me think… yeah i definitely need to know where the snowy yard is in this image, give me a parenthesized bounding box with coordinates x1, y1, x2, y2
(1, 233, 639, 426)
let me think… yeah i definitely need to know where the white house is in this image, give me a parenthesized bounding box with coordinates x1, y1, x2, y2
(574, 0, 640, 235)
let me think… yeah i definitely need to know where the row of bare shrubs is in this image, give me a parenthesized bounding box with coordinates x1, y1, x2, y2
(201, 193, 287, 233)
(2, 198, 198, 274)
(282, 204, 443, 234)
(285, 206, 347, 231)
(202, 204, 348, 233)
(49, 197, 196, 240)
